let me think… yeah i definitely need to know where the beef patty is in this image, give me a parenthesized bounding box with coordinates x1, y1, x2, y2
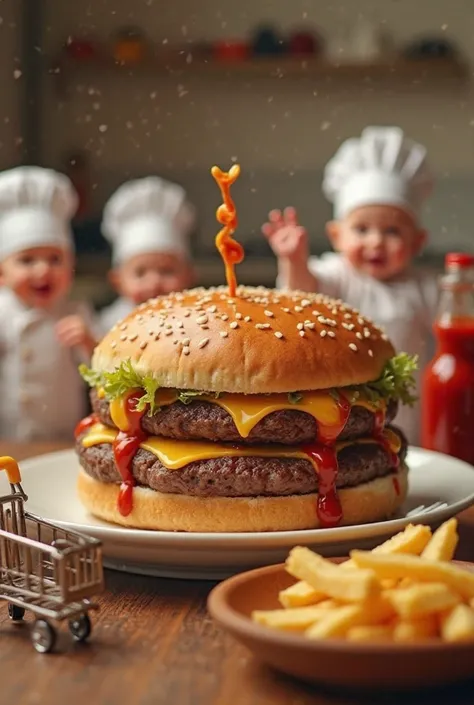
(91, 391, 398, 446)
(76, 428, 407, 498)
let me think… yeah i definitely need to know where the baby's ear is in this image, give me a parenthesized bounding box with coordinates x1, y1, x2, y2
(325, 220, 341, 249)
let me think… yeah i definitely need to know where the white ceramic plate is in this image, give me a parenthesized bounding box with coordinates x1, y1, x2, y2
(2, 448, 474, 579)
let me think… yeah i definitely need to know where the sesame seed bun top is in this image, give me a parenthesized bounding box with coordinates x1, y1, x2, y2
(92, 286, 395, 394)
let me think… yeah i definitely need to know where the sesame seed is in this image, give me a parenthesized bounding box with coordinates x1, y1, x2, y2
(331, 308, 338, 315)
(137, 315, 144, 322)
(297, 322, 304, 330)
(182, 337, 190, 346)
(294, 306, 303, 313)
(356, 332, 363, 340)
(165, 329, 173, 336)
(244, 316, 251, 322)
(235, 312, 243, 320)
(196, 315, 208, 325)
(139, 340, 148, 350)
(304, 322, 315, 330)
(255, 323, 266, 330)
(154, 333, 160, 340)
(382, 333, 388, 341)
(227, 299, 234, 305)
(173, 340, 179, 345)
(358, 317, 364, 325)
(368, 349, 374, 357)
(198, 337, 209, 348)
(177, 321, 184, 329)
(120, 334, 127, 341)
(364, 328, 371, 338)
(282, 307, 290, 313)
(327, 319, 337, 327)
(299, 330, 306, 337)
(344, 313, 352, 320)
(129, 333, 138, 342)
(230, 321, 239, 329)
(312, 310, 320, 316)
(183, 347, 190, 356)
(317, 316, 327, 324)
(327, 331, 336, 338)
(220, 331, 228, 338)
(320, 330, 327, 338)
(208, 305, 217, 313)
(111, 341, 117, 349)
(274, 331, 284, 339)
(148, 329, 154, 336)
(184, 311, 191, 318)
(301, 299, 310, 307)
(165, 323, 172, 329)
(201, 325, 209, 330)
(120, 324, 127, 331)
(349, 343, 358, 352)
(342, 322, 355, 331)
(264, 310, 274, 318)
(221, 314, 229, 321)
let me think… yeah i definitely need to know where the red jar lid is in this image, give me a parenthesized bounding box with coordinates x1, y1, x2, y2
(445, 252, 474, 268)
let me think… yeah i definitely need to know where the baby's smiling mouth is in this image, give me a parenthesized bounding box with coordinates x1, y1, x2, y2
(31, 283, 53, 296)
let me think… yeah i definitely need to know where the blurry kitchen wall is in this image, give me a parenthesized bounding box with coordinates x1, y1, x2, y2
(0, 0, 23, 170)
(14, 1, 474, 253)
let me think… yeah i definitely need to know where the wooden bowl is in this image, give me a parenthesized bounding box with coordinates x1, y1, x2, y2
(208, 560, 474, 690)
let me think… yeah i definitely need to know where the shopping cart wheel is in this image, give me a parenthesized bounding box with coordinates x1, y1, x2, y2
(31, 620, 56, 654)
(68, 614, 91, 642)
(8, 604, 25, 621)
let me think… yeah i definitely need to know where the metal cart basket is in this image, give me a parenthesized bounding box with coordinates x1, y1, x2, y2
(0, 456, 104, 652)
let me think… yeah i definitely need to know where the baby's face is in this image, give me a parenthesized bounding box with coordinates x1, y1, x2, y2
(0, 246, 73, 309)
(329, 205, 426, 281)
(112, 251, 193, 304)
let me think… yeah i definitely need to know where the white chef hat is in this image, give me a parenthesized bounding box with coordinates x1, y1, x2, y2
(0, 166, 77, 261)
(102, 176, 195, 266)
(323, 126, 434, 220)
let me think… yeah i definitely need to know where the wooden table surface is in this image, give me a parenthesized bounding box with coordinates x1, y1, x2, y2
(1, 442, 474, 705)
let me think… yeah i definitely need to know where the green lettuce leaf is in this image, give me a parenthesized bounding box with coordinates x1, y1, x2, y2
(287, 392, 303, 404)
(354, 352, 418, 406)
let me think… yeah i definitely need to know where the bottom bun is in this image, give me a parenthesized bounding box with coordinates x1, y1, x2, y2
(77, 465, 408, 533)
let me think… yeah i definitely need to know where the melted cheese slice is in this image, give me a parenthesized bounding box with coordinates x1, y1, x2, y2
(109, 389, 383, 437)
(82, 423, 401, 471)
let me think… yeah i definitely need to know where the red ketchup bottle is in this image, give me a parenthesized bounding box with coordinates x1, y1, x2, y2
(421, 253, 474, 464)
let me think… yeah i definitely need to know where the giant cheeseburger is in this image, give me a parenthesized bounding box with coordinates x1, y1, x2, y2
(76, 285, 416, 532)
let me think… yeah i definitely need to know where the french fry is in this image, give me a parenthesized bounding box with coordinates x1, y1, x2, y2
(421, 519, 459, 562)
(252, 601, 336, 631)
(385, 582, 461, 620)
(279, 580, 326, 608)
(284, 524, 432, 603)
(341, 523, 433, 571)
(350, 551, 474, 600)
(393, 616, 438, 642)
(441, 604, 474, 643)
(305, 605, 363, 639)
(286, 547, 380, 603)
(347, 625, 394, 642)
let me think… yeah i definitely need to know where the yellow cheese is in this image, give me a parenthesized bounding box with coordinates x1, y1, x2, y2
(106, 387, 383, 439)
(81, 423, 400, 471)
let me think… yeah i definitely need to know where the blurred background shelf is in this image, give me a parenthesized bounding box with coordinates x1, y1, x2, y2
(51, 52, 469, 88)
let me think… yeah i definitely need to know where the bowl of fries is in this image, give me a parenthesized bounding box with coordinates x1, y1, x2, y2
(208, 519, 474, 689)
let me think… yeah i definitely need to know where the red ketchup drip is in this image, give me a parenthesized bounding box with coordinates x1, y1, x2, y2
(302, 443, 342, 528)
(74, 414, 98, 439)
(317, 394, 351, 444)
(113, 394, 146, 517)
(300, 395, 350, 528)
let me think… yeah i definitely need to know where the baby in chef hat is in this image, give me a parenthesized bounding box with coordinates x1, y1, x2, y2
(99, 176, 195, 333)
(262, 126, 439, 445)
(0, 165, 97, 442)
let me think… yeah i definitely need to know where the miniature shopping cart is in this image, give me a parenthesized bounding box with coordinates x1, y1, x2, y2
(0, 456, 104, 653)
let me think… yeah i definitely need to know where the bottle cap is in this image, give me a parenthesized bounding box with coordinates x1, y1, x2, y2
(445, 252, 474, 269)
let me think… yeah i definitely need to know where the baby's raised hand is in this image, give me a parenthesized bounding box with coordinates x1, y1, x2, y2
(261, 207, 308, 263)
(56, 315, 96, 356)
